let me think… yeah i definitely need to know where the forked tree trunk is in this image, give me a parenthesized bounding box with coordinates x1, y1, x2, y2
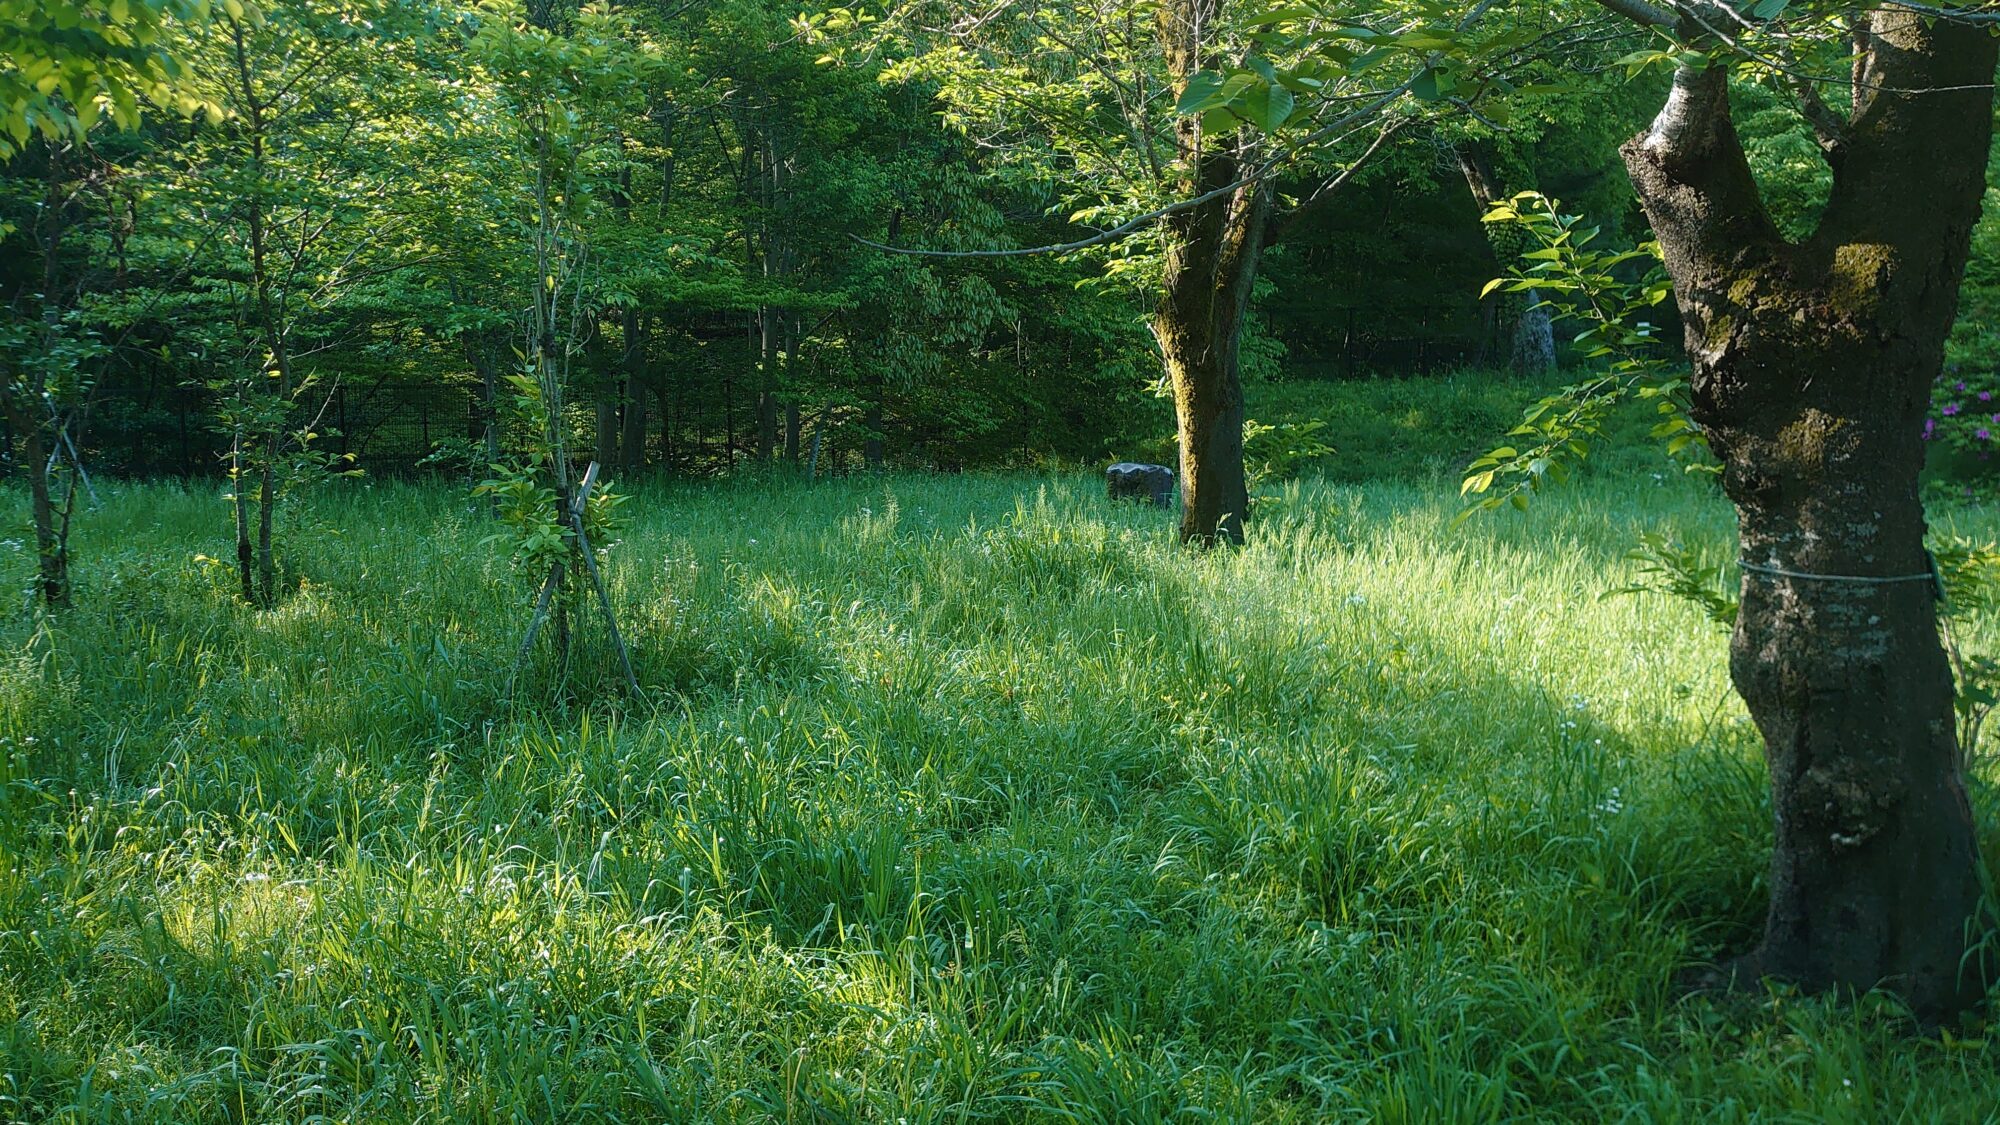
(1625, 16, 1995, 1019)
(1159, 0, 1264, 546)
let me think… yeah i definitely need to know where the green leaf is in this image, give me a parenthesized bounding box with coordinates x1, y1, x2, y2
(1176, 71, 1225, 114)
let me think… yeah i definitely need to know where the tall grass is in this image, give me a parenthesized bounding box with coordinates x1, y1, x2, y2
(1, 452, 1997, 1121)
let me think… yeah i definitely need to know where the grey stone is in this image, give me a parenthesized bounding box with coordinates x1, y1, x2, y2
(1106, 462, 1175, 508)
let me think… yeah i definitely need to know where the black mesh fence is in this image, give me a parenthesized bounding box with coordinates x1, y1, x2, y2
(48, 376, 487, 479)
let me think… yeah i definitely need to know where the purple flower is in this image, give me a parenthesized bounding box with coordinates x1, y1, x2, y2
(1944, 403, 1962, 416)
(1980, 391, 1991, 402)
(1925, 418, 1938, 440)
(1958, 381, 1969, 391)
(1979, 428, 1991, 441)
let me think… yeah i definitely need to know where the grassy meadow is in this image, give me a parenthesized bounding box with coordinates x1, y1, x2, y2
(4, 377, 2000, 1122)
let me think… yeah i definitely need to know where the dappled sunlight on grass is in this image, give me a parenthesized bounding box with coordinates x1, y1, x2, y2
(2, 466, 1999, 1121)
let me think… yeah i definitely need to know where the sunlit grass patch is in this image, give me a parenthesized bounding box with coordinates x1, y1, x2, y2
(1, 460, 1997, 1122)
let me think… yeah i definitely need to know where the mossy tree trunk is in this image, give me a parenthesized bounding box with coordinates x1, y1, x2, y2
(1622, 15, 1995, 1018)
(1158, 0, 1265, 547)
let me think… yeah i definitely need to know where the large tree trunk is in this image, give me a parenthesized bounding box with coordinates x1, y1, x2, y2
(1158, 0, 1264, 546)
(1625, 16, 1995, 1019)
(1158, 183, 1264, 546)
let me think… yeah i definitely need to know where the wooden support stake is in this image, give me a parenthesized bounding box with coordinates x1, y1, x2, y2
(571, 462, 641, 697)
(510, 558, 565, 698)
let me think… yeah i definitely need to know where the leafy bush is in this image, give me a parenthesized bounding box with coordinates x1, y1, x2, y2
(1243, 417, 1334, 496)
(1922, 373, 2000, 482)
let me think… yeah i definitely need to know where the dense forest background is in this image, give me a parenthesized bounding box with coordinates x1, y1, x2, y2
(16, 0, 1974, 488)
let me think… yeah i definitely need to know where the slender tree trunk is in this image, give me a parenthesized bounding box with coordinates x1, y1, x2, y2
(782, 316, 802, 465)
(620, 310, 648, 474)
(724, 337, 737, 468)
(1457, 144, 1554, 375)
(755, 306, 780, 461)
(12, 148, 69, 608)
(4, 394, 66, 607)
(232, 430, 255, 605)
(656, 383, 674, 476)
(1158, 0, 1264, 546)
(254, 364, 282, 607)
(1625, 16, 1996, 1019)
(233, 19, 284, 608)
(465, 329, 502, 467)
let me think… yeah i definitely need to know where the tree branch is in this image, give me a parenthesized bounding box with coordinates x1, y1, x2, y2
(849, 171, 1255, 258)
(1593, 0, 1680, 29)
(1269, 119, 1408, 244)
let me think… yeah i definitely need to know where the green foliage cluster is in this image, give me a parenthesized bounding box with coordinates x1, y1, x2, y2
(476, 367, 627, 578)
(0, 0, 210, 157)
(1461, 191, 1696, 518)
(0, 0, 1158, 500)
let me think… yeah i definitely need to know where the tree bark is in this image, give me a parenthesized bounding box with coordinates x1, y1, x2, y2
(1624, 15, 1996, 1019)
(1457, 144, 1555, 375)
(232, 431, 255, 605)
(755, 306, 780, 462)
(9, 145, 70, 608)
(3, 394, 66, 607)
(1158, 0, 1263, 546)
(619, 309, 648, 474)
